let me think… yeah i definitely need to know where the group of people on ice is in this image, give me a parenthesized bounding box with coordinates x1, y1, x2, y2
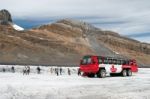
(0, 66, 81, 76)
(49, 67, 74, 76)
(1, 66, 15, 73)
(23, 66, 30, 75)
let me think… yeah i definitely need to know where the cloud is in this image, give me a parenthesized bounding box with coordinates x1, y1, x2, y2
(126, 32, 150, 38)
(133, 36, 150, 43)
(0, 0, 150, 43)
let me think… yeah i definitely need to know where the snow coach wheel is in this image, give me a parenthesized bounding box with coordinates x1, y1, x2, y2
(122, 69, 127, 77)
(97, 69, 106, 78)
(87, 73, 95, 78)
(127, 69, 132, 76)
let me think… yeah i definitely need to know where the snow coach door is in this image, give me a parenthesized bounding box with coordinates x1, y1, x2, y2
(130, 60, 138, 72)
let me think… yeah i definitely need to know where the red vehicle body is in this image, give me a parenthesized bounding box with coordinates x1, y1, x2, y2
(80, 55, 138, 78)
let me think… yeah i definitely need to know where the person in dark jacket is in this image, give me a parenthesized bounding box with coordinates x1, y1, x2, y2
(26, 66, 30, 75)
(78, 68, 81, 76)
(60, 67, 62, 75)
(68, 68, 71, 75)
(11, 66, 15, 73)
(2, 68, 5, 72)
(37, 66, 41, 74)
(55, 68, 59, 76)
(23, 66, 27, 75)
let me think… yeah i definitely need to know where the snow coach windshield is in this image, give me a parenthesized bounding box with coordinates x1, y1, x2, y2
(81, 56, 92, 65)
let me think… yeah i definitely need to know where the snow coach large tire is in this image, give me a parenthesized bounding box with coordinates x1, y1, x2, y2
(87, 73, 95, 78)
(97, 69, 106, 78)
(122, 69, 127, 77)
(127, 69, 132, 76)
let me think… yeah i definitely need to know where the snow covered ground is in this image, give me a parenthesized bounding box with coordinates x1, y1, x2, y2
(0, 65, 150, 99)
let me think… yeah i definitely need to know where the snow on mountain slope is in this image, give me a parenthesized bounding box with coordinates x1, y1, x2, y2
(11, 23, 24, 31)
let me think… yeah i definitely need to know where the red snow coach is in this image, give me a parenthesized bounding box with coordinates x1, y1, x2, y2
(79, 55, 138, 78)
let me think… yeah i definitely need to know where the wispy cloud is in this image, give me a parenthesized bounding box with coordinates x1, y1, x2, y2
(0, 0, 150, 43)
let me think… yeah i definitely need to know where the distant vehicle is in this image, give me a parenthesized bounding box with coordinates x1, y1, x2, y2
(79, 55, 138, 78)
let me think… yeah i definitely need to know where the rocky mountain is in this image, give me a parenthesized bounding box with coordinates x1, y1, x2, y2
(0, 9, 12, 25)
(0, 9, 24, 31)
(35, 19, 150, 67)
(0, 10, 150, 67)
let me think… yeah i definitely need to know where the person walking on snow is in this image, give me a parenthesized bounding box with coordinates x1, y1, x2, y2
(26, 66, 30, 75)
(23, 66, 26, 75)
(60, 67, 62, 75)
(50, 67, 53, 74)
(11, 66, 15, 73)
(68, 68, 71, 75)
(55, 68, 59, 76)
(78, 68, 81, 76)
(37, 66, 41, 74)
(2, 68, 5, 72)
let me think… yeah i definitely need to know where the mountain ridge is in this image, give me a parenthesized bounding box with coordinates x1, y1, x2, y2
(0, 9, 150, 67)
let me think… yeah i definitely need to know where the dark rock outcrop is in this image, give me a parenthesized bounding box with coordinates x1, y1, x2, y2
(0, 9, 12, 25)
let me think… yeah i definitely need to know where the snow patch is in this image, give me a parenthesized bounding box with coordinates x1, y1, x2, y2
(12, 24, 24, 31)
(9, 22, 24, 31)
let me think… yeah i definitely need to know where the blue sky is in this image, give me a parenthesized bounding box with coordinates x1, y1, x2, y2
(0, 0, 150, 43)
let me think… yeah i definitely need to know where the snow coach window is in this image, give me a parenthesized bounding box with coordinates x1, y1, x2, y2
(87, 58, 92, 64)
(108, 59, 113, 64)
(126, 61, 129, 65)
(123, 60, 127, 65)
(123, 60, 129, 65)
(113, 59, 117, 64)
(117, 60, 121, 65)
(120, 60, 123, 65)
(81, 57, 92, 65)
(104, 58, 108, 64)
(82, 59, 87, 64)
(98, 58, 103, 64)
